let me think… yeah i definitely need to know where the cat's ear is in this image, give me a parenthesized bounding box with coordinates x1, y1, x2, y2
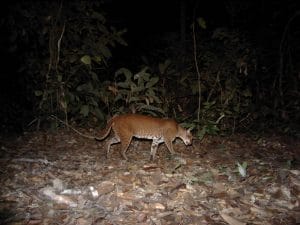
(187, 127, 192, 133)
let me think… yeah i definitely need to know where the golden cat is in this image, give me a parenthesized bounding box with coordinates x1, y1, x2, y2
(96, 114, 193, 160)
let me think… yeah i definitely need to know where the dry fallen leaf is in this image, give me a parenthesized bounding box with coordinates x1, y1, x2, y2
(96, 181, 115, 195)
(220, 212, 246, 225)
(1, 131, 299, 225)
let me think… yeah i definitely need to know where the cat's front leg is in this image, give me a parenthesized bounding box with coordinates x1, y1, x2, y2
(150, 138, 163, 161)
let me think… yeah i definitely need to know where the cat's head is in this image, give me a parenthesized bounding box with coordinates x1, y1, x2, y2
(181, 128, 193, 145)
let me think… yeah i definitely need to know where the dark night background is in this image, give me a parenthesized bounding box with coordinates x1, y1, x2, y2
(1, 2, 300, 224)
(0, 0, 299, 137)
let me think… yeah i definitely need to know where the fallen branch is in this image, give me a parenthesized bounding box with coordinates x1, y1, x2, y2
(12, 158, 54, 165)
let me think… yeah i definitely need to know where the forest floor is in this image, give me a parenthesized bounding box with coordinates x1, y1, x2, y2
(0, 129, 299, 225)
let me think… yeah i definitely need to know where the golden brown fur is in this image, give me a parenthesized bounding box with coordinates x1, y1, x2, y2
(97, 114, 193, 160)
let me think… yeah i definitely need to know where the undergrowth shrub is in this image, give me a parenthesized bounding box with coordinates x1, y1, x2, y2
(5, 1, 297, 137)
(153, 27, 257, 138)
(32, 1, 127, 125)
(108, 67, 165, 116)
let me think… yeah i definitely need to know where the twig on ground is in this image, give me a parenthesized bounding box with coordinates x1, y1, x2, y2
(12, 158, 54, 165)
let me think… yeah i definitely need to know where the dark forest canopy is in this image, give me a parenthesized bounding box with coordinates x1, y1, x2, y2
(0, 0, 299, 137)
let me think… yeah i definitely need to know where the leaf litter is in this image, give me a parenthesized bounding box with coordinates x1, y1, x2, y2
(0, 130, 299, 224)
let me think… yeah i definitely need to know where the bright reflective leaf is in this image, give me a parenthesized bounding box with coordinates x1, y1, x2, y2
(80, 55, 91, 65)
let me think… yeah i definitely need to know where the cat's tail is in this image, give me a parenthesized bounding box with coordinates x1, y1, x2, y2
(95, 116, 115, 140)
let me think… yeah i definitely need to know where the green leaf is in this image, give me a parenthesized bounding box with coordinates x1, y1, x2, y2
(67, 92, 75, 102)
(128, 96, 141, 103)
(191, 83, 199, 94)
(242, 89, 252, 97)
(180, 122, 196, 130)
(146, 77, 159, 88)
(115, 68, 132, 82)
(80, 55, 91, 65)
(90, 72, 99, 81)
(68, 55, 77, 63)
(197, 127, 207, 140)
(131, 85, 145, 92)
(147, 88, 156, 97)
(92, 12, 106, 22)
(158, 59, 171, 74)
(94, 108, 104, 120)
(179, 74, 189, 84)
(94, 55, 102, 63)
(114, 94, 123, 102)
(80, 105, 89, 117)
(134, 67, 150, 80)
(139, 104, 165, 115)
(35, 90, 43, 96)
(90, 98, 98, 107)
(99, 44, 112, 58)
(92, 89, 100, 97)
(134, 74, 146, 88)
(197, 17, 206, 29)
(117, 82, 130, 89)
(76, 82, 93, 92)
(233, 105, 240, 112)
(115, 33, 128, 46)
(150, 95, 162, 104)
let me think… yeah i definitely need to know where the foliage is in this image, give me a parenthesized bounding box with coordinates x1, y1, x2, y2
(149, 28, 256, 137)
(195, 28, 255, 133)
(5, 1, 127, 124)
(40, 1, 127, 123)
(2, 1, 299, 136)
(108, 67, 165, 116)
(130, 30, 255, 137)
(2, 0, 169, 129)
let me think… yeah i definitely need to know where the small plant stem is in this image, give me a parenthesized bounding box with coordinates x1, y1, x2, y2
(192, 22, 201, 127)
